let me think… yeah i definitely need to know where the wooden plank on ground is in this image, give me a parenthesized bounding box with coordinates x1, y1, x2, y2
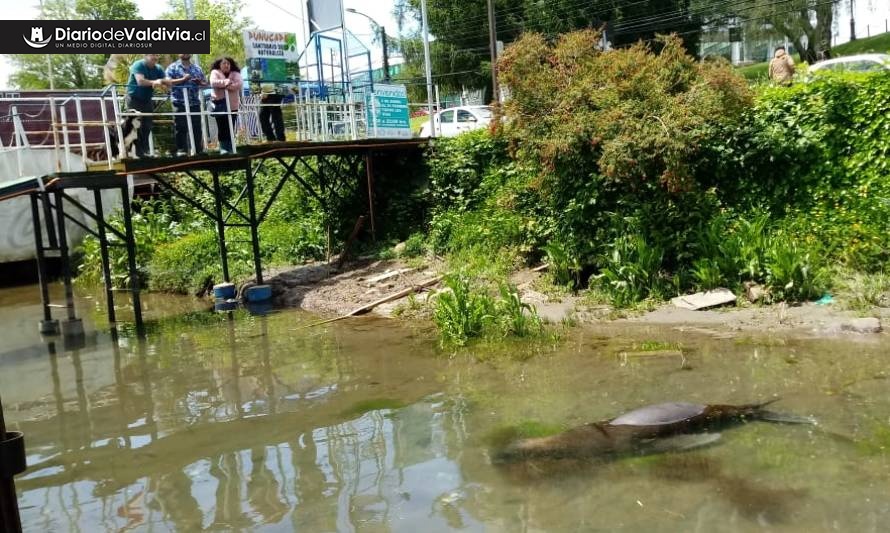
(671, 288, 736, 310)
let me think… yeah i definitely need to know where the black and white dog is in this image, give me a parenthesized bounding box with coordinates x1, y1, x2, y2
(108, 109, 142, 159)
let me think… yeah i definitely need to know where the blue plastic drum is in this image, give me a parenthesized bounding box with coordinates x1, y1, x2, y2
(213, 282, 237, 300)
(246, 284, 273, 302)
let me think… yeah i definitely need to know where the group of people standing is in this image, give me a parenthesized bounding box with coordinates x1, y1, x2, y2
(124, 53, 286, 158)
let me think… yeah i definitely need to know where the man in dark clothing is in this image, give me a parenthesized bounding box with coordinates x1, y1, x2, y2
(125, 54, 174, 157)
(259, 83, 286, 142)
(167, 53, 208, 155)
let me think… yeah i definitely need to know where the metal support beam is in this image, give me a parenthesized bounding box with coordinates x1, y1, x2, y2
(182, 170, 250, 224)
(93, 189, 116, 324)
(258, 157, 299, 223)
(53, 191, 77, 322)
(364, 151, 376, 241)
(30, 193, 57, 334)
(119, 186, 144, 336)
(211, 171, 231, 282)
(61, 191, 127, 241)
(245, 160, 264, 284)
(149, 172, 218, 222)
(42, 193, 58, 249)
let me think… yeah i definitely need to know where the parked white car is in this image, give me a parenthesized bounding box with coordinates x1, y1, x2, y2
(419, 106, 493, 137)
(808, 53, 890, 74)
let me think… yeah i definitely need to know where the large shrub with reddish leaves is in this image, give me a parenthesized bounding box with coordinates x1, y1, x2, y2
(499, 30, 751, 191)
(496, 30, 752, 283)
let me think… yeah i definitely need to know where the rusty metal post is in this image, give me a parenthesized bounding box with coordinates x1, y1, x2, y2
(364, 150, 376, 241)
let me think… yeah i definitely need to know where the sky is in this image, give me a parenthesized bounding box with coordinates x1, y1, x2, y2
(1, 0, 889, 88)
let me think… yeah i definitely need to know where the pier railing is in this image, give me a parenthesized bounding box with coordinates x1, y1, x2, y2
(0, 85, 372, 175)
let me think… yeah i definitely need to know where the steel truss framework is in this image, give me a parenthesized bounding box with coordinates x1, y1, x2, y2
(27, 139, 425, 339)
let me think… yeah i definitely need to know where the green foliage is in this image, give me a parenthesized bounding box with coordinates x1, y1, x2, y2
(541, 242, 581, 288)
(729, 74, 890, 271)
(738, 62, 769, 82)
(496, 283, 543, 337)
(433, 274, 495, 346)
(427, 130, 509, 213)
(161, 0, 252, 71)
(591, 234, 667, 308)
(764, 235, 828, 301)
(394, 0, 703, 98)
(77, 199, 195, 288)
(433, 275, 545, 345)
(686, 213, 829, 301)
(500, 31, 751, 192)
(401, 232, 427, 258)
(148, 230, 231, 294)
(833, 271, 890, 312)
(9, 0, 141, 89)
(425, 130, 543, 279)
(496, 30, 751, 299)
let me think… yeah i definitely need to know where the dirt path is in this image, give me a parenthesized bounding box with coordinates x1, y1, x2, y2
(266, 258, 443, 317)
(264, 260, 886, 339)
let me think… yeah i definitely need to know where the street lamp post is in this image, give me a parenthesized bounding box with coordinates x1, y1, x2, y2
(345, 8, 391, 83)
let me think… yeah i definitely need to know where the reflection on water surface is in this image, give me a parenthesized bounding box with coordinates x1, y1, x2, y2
(1, 285, 889, 532)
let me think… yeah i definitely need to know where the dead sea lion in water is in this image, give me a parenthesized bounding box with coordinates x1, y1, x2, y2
(494, 400, 814, 463)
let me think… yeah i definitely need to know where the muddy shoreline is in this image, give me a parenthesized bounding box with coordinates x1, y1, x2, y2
(262, 258, 886, 339)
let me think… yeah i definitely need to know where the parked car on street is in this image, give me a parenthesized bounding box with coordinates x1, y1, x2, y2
(419, 106, 493, 137)
(808, 53, 890, 75)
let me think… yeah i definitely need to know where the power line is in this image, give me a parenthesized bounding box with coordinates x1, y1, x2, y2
(260, 0, 305, 22)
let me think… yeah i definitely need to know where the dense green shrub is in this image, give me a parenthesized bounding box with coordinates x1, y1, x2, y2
(148, 231, 229, 294)
(77, 199, 201, 288)
(722, 73, 890, 271)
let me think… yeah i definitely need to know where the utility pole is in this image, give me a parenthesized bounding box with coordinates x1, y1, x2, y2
(345, 9, 391, 84)
(420, 0, 435, 136)
(487, 0, 499, 104)
(184, 0, 199, 65)
(849, 0, 857, 41)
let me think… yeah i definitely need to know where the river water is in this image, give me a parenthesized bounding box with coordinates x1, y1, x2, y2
(1, 284, 889, 532)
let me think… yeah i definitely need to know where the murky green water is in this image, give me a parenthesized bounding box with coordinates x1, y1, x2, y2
(1, 285, 889, 532)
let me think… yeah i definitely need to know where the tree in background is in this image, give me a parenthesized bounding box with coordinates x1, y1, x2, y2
(9, 0, 141, 89)
(160, 0, 253, 71)
(392, 0, 704, 99)
(694, 0, 838, 63)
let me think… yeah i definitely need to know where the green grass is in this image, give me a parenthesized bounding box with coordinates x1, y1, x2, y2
(410, 114, 428, 135)
(738, 61, 769, 81)
(833, 31, 890, 55)
(736, 31, 890, 81)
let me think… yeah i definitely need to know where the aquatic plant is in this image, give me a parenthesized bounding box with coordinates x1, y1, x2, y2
(496, 283, 543, 337)
(433, 274, 495, 346)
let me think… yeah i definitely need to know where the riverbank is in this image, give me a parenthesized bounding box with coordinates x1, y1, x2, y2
(262, 257, 886, 340)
